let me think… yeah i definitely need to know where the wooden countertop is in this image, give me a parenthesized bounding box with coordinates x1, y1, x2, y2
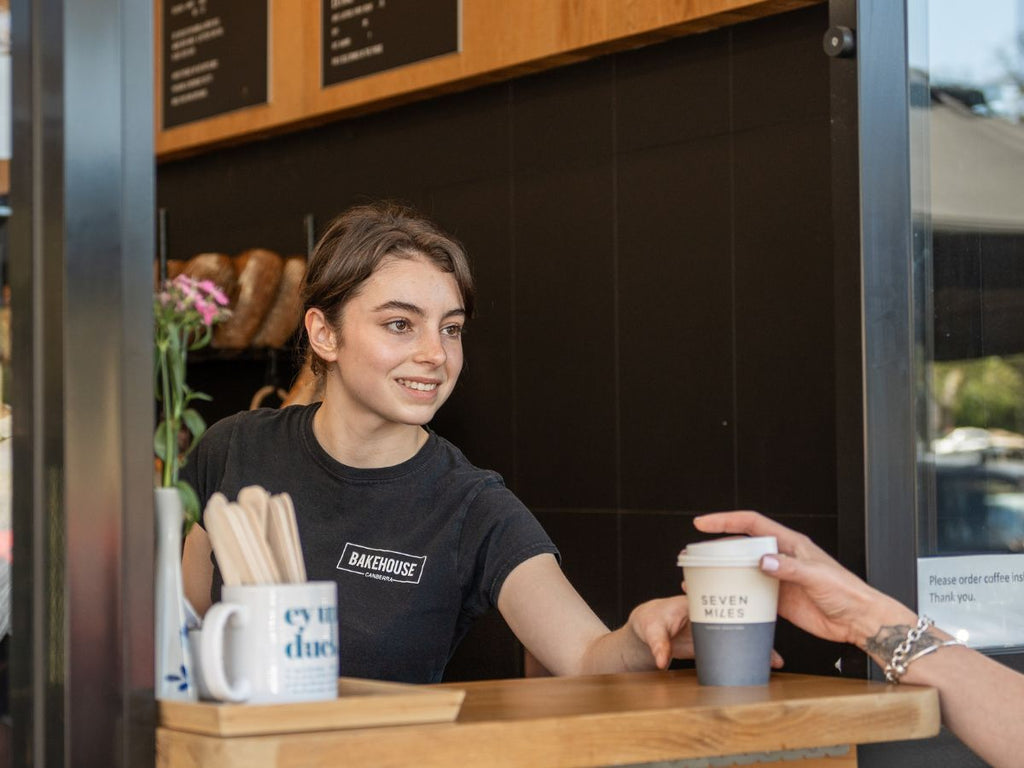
(157, 670, 940, 768)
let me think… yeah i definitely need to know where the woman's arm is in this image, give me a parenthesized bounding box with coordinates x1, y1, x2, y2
(496, 553, 693, 675)
(694, 510, 1024, 768)
(182, 524, 215, 616)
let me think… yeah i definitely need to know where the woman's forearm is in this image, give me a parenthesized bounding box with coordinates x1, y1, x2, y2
(577, 624, 660, 675)
(847, 599, 1024, 768)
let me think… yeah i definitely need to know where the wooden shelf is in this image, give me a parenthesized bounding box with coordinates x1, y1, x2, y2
(159, 677, 465, 737)
(155, 0, 824, 161)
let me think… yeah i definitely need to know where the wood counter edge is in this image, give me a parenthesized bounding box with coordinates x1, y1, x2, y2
(156, 673, 941, 768)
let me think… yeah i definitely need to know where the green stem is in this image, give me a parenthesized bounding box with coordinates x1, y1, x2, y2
(159, 339, 175, 488)
(168, 326, 191, 487)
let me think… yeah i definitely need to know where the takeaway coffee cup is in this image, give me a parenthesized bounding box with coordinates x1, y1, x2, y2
(193, 581, 339, 704)
(677, 536, 779, 686)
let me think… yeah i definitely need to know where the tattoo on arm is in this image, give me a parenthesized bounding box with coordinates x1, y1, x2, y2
(864, 625, 945, 658)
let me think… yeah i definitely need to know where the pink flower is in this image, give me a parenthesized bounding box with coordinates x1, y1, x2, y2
(197, 279, 230, 307)
(195, 298, 220, 326)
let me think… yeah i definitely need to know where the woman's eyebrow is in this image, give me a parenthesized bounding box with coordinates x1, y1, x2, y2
(372, 300, 466, 319)
(372, 300, 424, 316)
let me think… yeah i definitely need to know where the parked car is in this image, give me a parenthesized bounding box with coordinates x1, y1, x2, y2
(934, 452, 1024, 553)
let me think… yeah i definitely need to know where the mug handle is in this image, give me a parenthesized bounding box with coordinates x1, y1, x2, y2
(198, 602, 251, 703)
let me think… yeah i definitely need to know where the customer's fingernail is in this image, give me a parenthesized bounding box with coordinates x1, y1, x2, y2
(761, 555, 780, 572)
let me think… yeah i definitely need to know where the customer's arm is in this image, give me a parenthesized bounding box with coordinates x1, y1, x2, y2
(694, 510, 1024, 768)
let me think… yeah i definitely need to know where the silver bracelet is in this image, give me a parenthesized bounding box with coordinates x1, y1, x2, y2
(884, 615, 963, 684)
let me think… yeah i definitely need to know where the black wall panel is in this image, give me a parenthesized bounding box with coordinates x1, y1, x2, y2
(158, 3, 847, 681)
(428, 177, 515, 475)
(617, 138, 735, 513)
(733, 120, 835, 520)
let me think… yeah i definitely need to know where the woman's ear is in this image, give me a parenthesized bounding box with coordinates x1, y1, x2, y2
(305, 308, 339, 363)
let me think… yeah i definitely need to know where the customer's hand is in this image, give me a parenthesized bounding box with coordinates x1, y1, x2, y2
(692, 511, 913, 649)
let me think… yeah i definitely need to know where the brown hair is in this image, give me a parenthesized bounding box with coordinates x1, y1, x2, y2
(300, 201, 475, 377)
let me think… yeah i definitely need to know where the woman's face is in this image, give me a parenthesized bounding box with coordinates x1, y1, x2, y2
(327, 255, 466, 431)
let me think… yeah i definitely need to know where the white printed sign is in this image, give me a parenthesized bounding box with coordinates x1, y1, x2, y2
(917, 554, 1024, 649)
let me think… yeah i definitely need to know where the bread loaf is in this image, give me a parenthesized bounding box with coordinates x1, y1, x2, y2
(167, 259, 187, 282)
(251, 255, 306, 348)
(213, 248, 283, 349)
(153, 258, 188, 290)
(182, 253, 236, 299)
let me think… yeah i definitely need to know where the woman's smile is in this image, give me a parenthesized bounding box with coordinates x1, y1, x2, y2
(396, 377, 441, 393)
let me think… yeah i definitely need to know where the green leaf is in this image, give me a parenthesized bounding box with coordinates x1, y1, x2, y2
(189, 391, 213, 402)
(190, 325, 214, 351)
(153, 420, 173, 461)
(175, 479, 201, 535)
(181, 408, 206, 441)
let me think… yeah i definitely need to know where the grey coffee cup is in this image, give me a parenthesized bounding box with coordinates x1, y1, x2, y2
(677, 536, 779, 686)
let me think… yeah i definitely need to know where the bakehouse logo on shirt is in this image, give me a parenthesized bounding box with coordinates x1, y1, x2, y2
(337, 543, 426, 584)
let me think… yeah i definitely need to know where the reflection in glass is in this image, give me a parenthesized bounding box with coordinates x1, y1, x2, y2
(913, 0, 1024, 558)
(931, 357, 1024, 554)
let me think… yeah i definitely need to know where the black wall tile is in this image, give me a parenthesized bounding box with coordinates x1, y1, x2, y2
(733, 120, 835, 519)
(512, 56, 614, 173)
(616, 28, 730, 152)
(427, 177, 516, 477)
(443, 608, 522, 681)
(534, 509, 620, 627)
(620, 511, 696, 627)
(158, 81, 512, 261)
(617, 138, 736, 512)
(731, 4, 830, 133)
(512, 164, 617, 508)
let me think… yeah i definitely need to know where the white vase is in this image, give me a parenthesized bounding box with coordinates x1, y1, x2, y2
(155, 486, 197, 701)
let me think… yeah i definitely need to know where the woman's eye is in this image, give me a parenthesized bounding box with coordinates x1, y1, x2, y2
(386, 319, 411, 333)
(442, 324, 463, 339)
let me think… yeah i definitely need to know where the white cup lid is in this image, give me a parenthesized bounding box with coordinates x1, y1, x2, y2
(676, 535, 778, 567)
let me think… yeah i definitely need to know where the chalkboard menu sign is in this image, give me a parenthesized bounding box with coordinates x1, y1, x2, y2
(322, 0, 460, 87)
(162, 0, 268, 129)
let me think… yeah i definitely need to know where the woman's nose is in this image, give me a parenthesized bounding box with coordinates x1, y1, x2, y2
(414, 331, 446, 365)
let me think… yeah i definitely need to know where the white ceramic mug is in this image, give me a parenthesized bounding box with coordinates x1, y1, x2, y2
(193, 581, 339, 703)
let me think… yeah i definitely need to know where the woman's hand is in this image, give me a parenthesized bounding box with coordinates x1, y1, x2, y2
(693, 511, 914, 649)
(626, 596, 694, 669)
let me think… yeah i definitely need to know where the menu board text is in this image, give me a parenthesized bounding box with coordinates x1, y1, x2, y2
(163, 0, 268, 129)
(321, 0, 459, 87)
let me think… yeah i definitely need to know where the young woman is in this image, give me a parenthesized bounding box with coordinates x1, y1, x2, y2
(182, 201, 696, 683)
(695, 510, 1024, 768)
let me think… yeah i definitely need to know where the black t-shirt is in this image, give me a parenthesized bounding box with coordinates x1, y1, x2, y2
(182, 403, 559, 683)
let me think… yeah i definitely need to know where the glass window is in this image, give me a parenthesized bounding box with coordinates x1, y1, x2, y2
(912, 0, 1024, 650)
